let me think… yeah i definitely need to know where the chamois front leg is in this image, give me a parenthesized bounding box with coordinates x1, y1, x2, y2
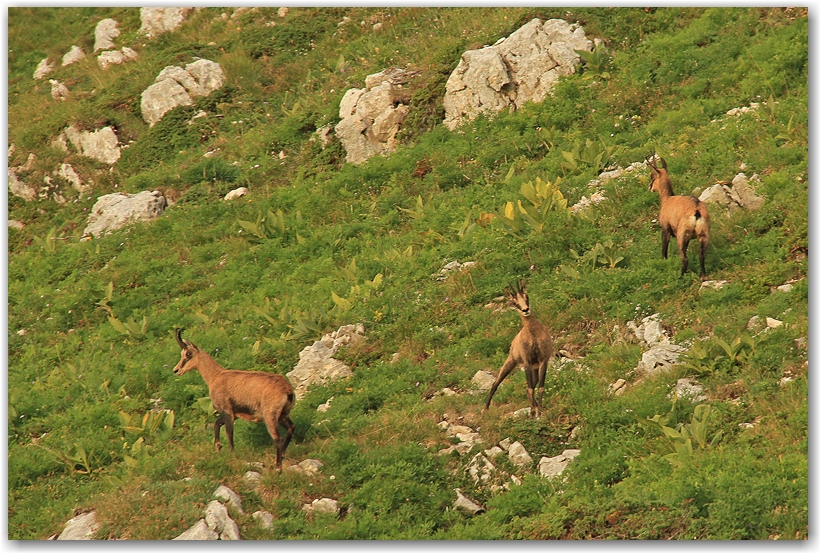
(535, 360, 549, 416)
(214, 413, 226, 451)
(661, 227, 670, 259)
(485, 357, 518, 411)
(524, 367, 538, 418)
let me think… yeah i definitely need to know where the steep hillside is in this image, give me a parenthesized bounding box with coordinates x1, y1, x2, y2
(7, 7, 807, 540)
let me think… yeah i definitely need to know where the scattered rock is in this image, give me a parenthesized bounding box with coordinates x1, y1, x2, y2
(8, 168, 37, 201)
(726, 103, 759, 116)
(63, 124, 121, 164)
(8, 220, 25, 231)
(498, 438, 512, 451)
(511, 407, 532, 419)
(61, 45, 86, 66)
(700, 280, 729, 291)
(303, 498, 339, 516)
(213, 485, 244, 514)
(766, 317, 783, 329)
(608, 378, 627, 395)
(627, 313, 667, 345)
(33, 57, 55, 79)
(141, 59, 225, 126)
(56, 163, 88, 193)
(779, 376, 794, 387)
(50, 79, 70, 101)
(335, 68, 419, 164)
(205, 500, 241, 540)
(243, 471, 262, 488)
(224, 187, 249, 201)
(794, 337, 807, 350)
(670, 378, 707, 402)
(471, 370, 496, 391)
(82, 190, 167, 238)
(443, 18, 591, 130)
(287, 458, 324, 476)
(453, 489, 485, 515)
(139, 7, 194, 38)
(173, 518, 219, 540)
(252, 511, 275, 530)
(98, 47, 138, 70)
(747, 315, 763, 332)
(569, 190, 607, 213)
(700, 173, 764, 212)
(317, 396, 334, 413)
(434, 260, 477, 281)
(57, 511, 99, 540)
(507, 441, 533, 468)
(484, 446, 503, 459)
(286, 324, 364, 399)
(776, 283, 793, 293)
(94, 18, 120, 52)
(466, 453, 496, 484)
(636, 340, 687, 376)
(278, 7, 289, 18)
(538, 449, 581, 480)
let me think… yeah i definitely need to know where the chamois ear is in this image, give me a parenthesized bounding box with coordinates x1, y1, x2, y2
(659, 157, 667, 169)
(518, 279, 527, 294)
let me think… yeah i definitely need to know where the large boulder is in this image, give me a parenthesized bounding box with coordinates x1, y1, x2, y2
(444, 18, 592, 130)
(286, 324, 364, 399)
(94, 18, 120, 52)
(82, 190, 166, 238)
(139, 7, 194, 38)
(204, 500, 241, 540)
(62, 124, 121, 165)
(141, 59, 225, 126)
(334, 68, 417, 164)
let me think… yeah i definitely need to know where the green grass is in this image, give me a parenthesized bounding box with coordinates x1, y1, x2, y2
(8, 7, 807, 540)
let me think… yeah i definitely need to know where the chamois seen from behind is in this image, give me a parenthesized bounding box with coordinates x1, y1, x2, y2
(647, 156, 711, 278)
(172, 328, 295, 470)
(484, 280, 553, 418)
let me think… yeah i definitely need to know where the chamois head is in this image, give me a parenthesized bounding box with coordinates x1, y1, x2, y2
(504, 279, 531, 317)
(645, 155, 670, 193)
(173, 328, 200, 376)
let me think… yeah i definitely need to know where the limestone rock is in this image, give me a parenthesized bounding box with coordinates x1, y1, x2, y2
(56, 163, 88, 193)
(471, 370, 496, 391)
(224, 187, 249, 201)
(538, 449, 581, 480)
(213, 485, 244, 514)
(453, 489, 485, 515)
(608, 378, 627, 396)
(8, 220, 25, 231)
(700, 280, 729, 291)
(335, 68, 418, 164)
(287, 458, 324, 476)
(139, 7, 194, 38)
(243, 471, 262, 488)
(205, 500, 241, 540)
(82, 190, 166, 238)
(636, 339, 686, 376)
(94, 18, 120, 52)
(730, 173, 764, 211)
(50, 79, 70, 101)
(33, 57, 55, 79)
(141, 59, 225, 126)
(252, 511, 275, 530)
(61, 45, 86, 67)
(466, 453, 496, 484)
(57, 511, 99, 540)
(8, 168, 37, 201)
(286, 324, 364, 399)
(303, 498, 339, 516)
(98, 47, 138, 70)
(444, 18, 592, 129)
(670, 378, 707, 402)
(507, 441, 533, 468)
(63, 124, 121, 164)
(173, 519, 219, 540)
(317, 396, 334, 413)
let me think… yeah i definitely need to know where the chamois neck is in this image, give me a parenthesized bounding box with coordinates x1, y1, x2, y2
(520, 312, 540, 328)
(193, 351, 226, 385)
(656, 177, 675, 199)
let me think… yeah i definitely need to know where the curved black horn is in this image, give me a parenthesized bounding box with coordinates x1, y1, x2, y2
(175, 327, 186, 349)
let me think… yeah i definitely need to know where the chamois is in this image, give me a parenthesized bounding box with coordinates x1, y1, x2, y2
(484, 280, 553, 418)
(647, 156, 711, 278)
(172, 328, 295, 470)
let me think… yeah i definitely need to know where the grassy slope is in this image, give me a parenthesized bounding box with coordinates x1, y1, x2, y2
(7, 7, 807, 540)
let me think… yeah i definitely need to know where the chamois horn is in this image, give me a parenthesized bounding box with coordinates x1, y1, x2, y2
(175, 327, 186, 349)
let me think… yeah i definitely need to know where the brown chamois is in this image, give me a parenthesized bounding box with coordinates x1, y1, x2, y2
(484, 280, 553, 418)
(172, 328, 295, 470)
(647, 156, 711, 278)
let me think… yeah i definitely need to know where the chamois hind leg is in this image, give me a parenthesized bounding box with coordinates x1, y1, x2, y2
(699, 239, 707, 279)
(661, 228, 671, 259)
(535, 360, 549, 416)
(485, 357, 518, 411)
(214, 413, 226, 451)
(524, 367, 538, 418)
(677, 235, 690, 276)
(223, 413, 235, 452)
(263, 411, 284, 470)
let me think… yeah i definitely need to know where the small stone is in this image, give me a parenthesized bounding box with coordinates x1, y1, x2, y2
(747, 315, 763, 331)
(670, 378, 707, 402)
(224, 187, 249, 201)
(252, 511, 275, 530)
(776, 283, 793, 293)
(33, 57, 55, 79)
(453, 489, 485, 515)
(317, 396, 334, 412)
(700, 280, 729, 291)
(57, 511, 99, 540)
(243, 471, 262, 488)
(779, 376, 794, 387)
(538, 449, 581, 480)
(8, 220, 25, 231)
(61, 45, 86, 66)
(471, 370, 496, 391)
(766, 318, 783, 329)
(303, 498, 339, 516)
(498, 438, 512, 451)
(507, 441, 533, 468)
(608, 379, 627, 395)
(484, 446, 503, 459)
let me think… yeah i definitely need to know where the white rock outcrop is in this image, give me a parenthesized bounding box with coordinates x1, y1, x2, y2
(443, 18, 592, 129)
(139, 7, 194, 38)
(141, 59, 225, 126)
(204, 500, 241, 540)
(98, 47, 138, 70)
(94, 18, 120, 52)
(33, 57, 55, 79)
(335, 68, 418, 164)
(286, 324, 364, 399)
(699, 172, 764, 212)
(507, 441, 534, 468)
(213, 485, 244, 514)
(56, 163, 88, 193)
(224, 187, 249, 201)
(173, 519, 219, 540)
(62, 124, 121, 165)
(57, 511, 99, 540)
(453, 489, 485, 515)
(303, 498, 339, 516)
(252, 511, 275, 529)
(471, 370, 496, 391)
(82, 190, 166, 238)
(50, 79, 70, 101)
(8, 168, 37, 202)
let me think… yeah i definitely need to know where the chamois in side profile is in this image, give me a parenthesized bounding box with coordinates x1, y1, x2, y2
(172, 328, 295, 470)
(646, 156, 711, 278)
(484, 280, 553, 418)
